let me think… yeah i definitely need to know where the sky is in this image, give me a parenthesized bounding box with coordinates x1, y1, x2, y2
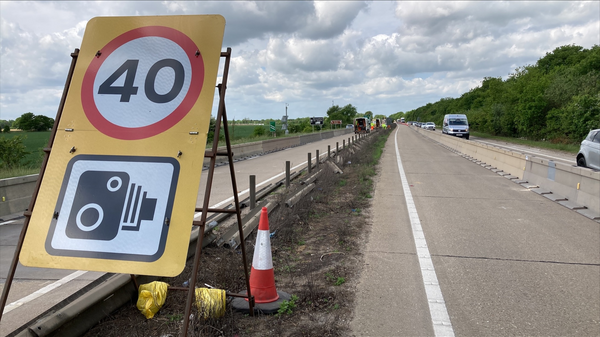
(1, 1, 598, 123)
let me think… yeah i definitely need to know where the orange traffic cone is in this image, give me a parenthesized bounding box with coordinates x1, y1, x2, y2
(249, 207, 279, 303)
(232, 206, 291, 314)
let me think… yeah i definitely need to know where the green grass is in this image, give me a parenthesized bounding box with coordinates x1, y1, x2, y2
(470, 131, 580, 154)
(216, 125, 325, 147)
(276, 295, 298, 316)
(0, 167, 41, 179)
(228, 124, 260, 140)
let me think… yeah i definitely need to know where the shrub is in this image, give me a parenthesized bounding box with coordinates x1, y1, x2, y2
(253, 125, 266, 137)
(0, 135, 30, 169)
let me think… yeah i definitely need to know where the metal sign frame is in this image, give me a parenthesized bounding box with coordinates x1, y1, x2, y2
(180, 48, 254, 334)
(0, 48, 255, 333)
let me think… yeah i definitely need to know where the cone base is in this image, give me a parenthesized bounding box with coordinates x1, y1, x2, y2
(231, 291, 291, 315)
(249, 267, 279, 303)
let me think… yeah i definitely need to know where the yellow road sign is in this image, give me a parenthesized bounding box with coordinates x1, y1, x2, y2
(21, 15, 225, 276)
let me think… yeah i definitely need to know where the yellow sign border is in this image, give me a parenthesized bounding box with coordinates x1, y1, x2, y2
(21, 15, 225, 276)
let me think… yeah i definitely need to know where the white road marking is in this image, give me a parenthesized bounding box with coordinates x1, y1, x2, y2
(394, 128, 455, 337)
(0, 220, 16, 226)
(3, 270, 88, 315)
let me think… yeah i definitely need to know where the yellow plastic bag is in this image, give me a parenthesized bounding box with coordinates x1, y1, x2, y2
(195, 287, 226, 319)
(136, 281, 169, 319)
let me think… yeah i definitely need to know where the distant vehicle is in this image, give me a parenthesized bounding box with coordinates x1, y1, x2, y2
(442, 114, 469, 140)
(375, 118, 381, 129)
(346, 124, 354, 129)
(577, 129, 600, 170)
(422, 122, 435, 130)
(354, 117, 370, 134)
(400, 117, 405, 123)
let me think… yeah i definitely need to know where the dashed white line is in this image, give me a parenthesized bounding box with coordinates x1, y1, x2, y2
(394, 128, 455, 337)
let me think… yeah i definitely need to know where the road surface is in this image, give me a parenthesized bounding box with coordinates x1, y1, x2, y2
(350, 125, 599, 336)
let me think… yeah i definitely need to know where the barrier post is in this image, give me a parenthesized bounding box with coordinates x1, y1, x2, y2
(250, 175, 256, 209)
(285, 161, 290, 188)
(308, 153, 312, 174)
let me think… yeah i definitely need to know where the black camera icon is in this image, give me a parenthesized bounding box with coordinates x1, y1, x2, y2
(65, 170, 157, 240)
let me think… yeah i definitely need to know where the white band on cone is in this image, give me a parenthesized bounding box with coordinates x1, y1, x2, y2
(252, 229, 273, 270)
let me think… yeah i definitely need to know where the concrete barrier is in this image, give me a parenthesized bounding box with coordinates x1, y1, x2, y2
(413, 126, 600, 215)
(523, 157, 600, 214)
(0, 174, 38, 217)
(263, 137, 300, 153)
(204, 129, 352, 167)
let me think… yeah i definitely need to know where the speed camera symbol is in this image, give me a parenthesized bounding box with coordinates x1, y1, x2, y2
(46, 155, 179, 261)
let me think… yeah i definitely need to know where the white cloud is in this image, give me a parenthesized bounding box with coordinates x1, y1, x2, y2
(0, 0, 598, 121)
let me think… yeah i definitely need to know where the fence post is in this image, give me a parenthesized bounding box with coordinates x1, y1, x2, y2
(308, 152, 312, 174)
(249, 175, 256, 210)
(316, 150, 320, 169)
(285, 161, 290, 188)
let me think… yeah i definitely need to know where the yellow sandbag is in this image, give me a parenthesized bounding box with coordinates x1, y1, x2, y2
(195, 287, 226, 319)
(136, 281, 169, 319)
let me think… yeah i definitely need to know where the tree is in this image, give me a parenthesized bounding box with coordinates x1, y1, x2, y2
(32, 115, 54, 131)
(326, 104, 358, 125)
(537, 45, 585, 74)
(288, 117, 310, 133)
(363, 111, 373, 120)
(13, 112, 54, 131)
(253, 125, 266, 137)
(0, 119, 13, 131)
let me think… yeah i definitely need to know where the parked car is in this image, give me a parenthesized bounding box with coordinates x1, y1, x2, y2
(346, 124, 354, 129)
(577, 129, 600, 170)
(422, 122, 435, 130)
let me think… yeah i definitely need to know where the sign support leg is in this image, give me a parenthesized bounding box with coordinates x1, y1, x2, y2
(181, 48, 253, 336)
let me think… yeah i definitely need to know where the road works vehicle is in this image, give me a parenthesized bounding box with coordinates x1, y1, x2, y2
(354, 117, 370, 134)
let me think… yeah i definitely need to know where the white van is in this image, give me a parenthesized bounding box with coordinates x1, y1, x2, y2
(442, 114, 469, 140)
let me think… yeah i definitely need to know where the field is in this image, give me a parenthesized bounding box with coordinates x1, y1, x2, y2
(0, 131, 50, 178)
(229, 124, 262, 139)
(2, 131, 50, 164)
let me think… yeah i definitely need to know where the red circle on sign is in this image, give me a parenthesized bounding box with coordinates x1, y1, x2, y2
(81, 26, 204, 140)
